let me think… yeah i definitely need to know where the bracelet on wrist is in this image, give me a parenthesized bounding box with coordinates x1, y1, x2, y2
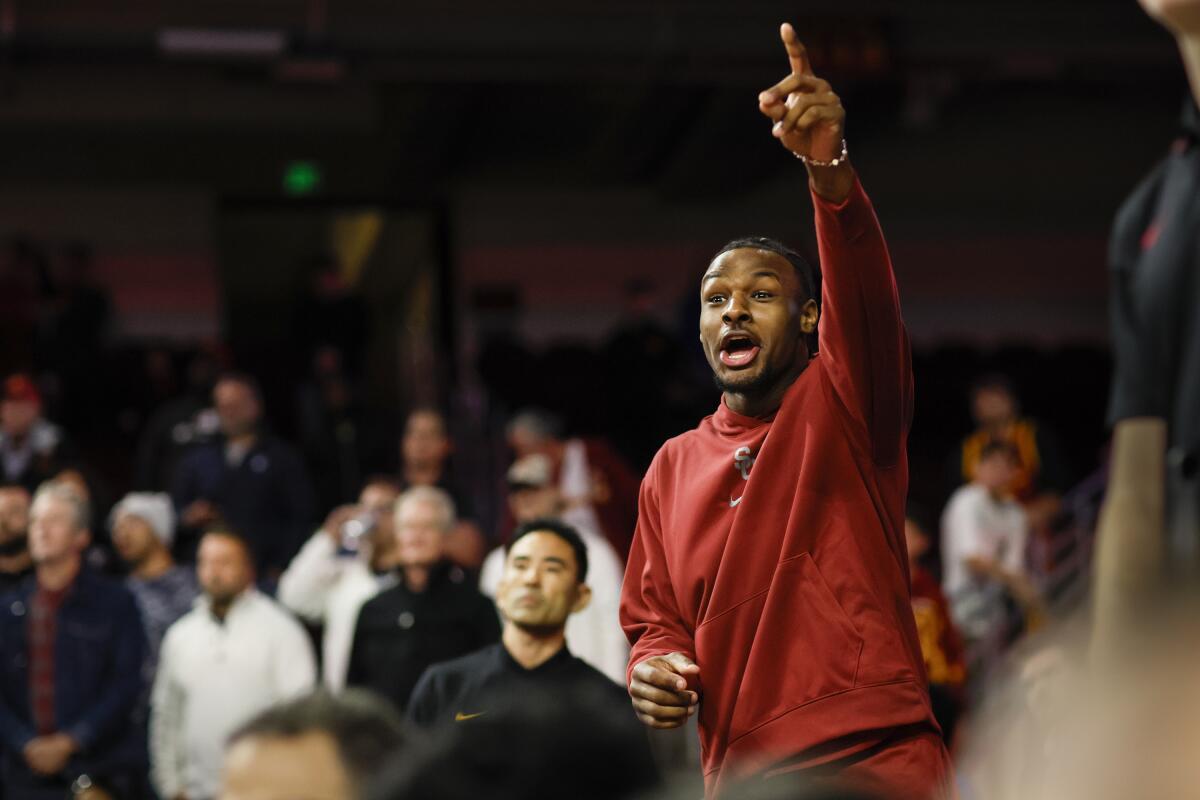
(794, 138, 848, 167)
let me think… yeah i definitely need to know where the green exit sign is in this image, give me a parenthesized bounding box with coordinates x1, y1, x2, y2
(283, 161, 322, 195)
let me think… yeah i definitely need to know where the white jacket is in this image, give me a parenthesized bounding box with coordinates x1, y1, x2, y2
(277, 530, 396, 691)
(941, 483, 1030, 639)
(480, 511, 629, 685)
(150, 589, 316, 800)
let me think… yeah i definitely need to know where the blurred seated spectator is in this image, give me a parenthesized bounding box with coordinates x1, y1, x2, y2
(0, 375, 76, 494)
(942, 442, 1041, 665)
(0, 484, 32, 595)
(506, 408, 639, 562)
(952, 374, 1071, 534)
(905, 516, 966, 747)
(151, 527, 315, 800)
(278, 478, 401, 692)
(110, 493, 199, 669)
(134, 347, 222, 494)
(0, 480, 147, 800)
(346, 487, 499, 714)
(399, 408, 486, 569)
(171, 372, 315, 577)
(479, 455, 628, 685)
(219, 689, 405, 800)
(410, 518, 637, 730)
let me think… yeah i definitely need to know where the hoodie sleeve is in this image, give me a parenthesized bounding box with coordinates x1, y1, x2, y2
(620, 462, 695, 686)
(812, 173, 913, 467)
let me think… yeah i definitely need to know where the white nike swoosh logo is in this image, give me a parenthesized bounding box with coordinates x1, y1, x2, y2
(729, 496, 742, 507)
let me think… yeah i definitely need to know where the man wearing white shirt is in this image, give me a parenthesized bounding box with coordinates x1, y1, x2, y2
(942, 441, 1040, 650)
(277, 478, 399, 691)
(480, 454, 628, 685)
(151, 528, 315, 800)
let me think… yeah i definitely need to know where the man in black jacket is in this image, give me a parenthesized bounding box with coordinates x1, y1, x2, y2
(407, 518, 632, 729)
(171, 372, 314, 576)
(0, 480, 147, 800)
(346, 486, 499, 713)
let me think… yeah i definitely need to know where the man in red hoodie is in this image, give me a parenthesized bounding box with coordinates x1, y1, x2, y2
(620, 23, 951, 800)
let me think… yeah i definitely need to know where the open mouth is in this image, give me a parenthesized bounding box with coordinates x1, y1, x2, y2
(719, 333, 761, 368)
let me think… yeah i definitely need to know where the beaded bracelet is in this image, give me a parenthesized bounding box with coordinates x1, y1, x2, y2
(794, 138, 849, 167)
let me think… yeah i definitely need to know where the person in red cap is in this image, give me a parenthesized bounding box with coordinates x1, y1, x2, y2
(0, 375, 75, 494)
(620, 23, 951, 800)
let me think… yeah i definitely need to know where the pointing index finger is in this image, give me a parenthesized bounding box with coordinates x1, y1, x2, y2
(780, 22, 812, 76)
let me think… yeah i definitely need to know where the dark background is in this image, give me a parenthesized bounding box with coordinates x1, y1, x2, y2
(0, 0, 1187, 527)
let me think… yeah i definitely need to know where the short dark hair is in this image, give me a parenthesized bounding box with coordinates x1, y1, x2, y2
(367, 684, 658, 800)
(714, 236, 821, 351)
(229, 689, 406, 792)
(507, 518, 588, 584)
(980, 439, 1020, 464)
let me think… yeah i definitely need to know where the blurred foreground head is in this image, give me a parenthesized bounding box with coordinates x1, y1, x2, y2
(647, 775, 883, 800)
(221, 689, 405, 800)
(368, 684, 658, 800)
(961, 590, 1200, 799)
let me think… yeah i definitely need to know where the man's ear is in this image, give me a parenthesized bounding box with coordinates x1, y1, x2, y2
(572, 583, 593, 614)
(798, 298, 819, 335)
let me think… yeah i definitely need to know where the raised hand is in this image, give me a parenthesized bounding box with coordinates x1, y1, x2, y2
(628, 652, 701, 729)
(757, 23, 846, 164)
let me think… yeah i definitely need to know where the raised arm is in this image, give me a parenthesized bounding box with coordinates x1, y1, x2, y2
(277, 507, 361, 622)
(758, 23, 912, 466)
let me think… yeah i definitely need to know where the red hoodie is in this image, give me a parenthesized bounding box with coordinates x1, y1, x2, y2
(621, 174, 942, 795)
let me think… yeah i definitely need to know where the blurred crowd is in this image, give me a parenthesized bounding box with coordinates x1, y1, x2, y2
(0, 315, 1096, 800)
(1, 0, 1197, 783)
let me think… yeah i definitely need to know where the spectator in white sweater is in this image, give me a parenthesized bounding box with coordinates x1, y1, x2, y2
(151, 528, 315, 800)
(942, 440, 1041, 647)
(479, 454, 628, 685)
(277, 478, 400, 691)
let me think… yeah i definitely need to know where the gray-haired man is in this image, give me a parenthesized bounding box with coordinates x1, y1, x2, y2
(0, 481, 147, 799)
(345, 486, 499, 713)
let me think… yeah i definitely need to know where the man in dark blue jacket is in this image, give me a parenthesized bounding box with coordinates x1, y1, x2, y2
(171, 373, 314, 578)
(0, 480, 147, 799)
